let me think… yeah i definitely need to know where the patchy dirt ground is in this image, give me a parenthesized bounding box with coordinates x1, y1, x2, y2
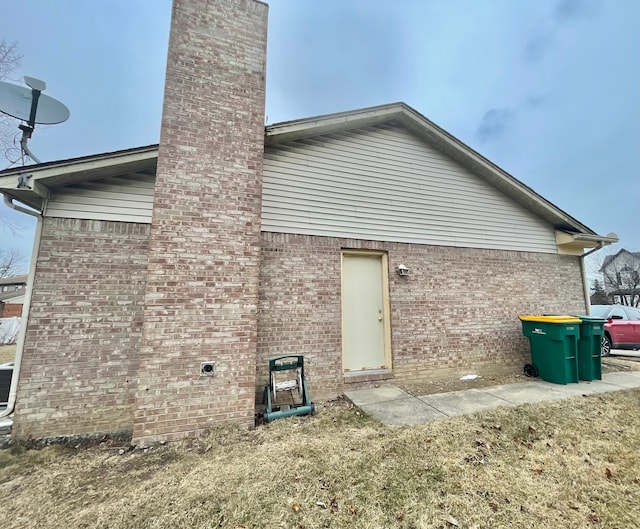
(402, 371, 528, 396)
(402, 362, 628, 397)
(0, 345, 16, 364)
(2, 390, 639, 529)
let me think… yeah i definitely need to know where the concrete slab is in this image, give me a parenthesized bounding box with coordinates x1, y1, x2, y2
(360, 397, 447, 426)
(345, 374, 640, 427)
(538, 380, 612, 396)
(345, 385, 411, 406)
(600, 371, 640, 389)
(478, 382, 565, 405)
(418, 389, 510, 416)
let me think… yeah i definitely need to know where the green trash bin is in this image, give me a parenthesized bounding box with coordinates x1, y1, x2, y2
(572, 315, 606, 381)
(519, 316, 581, 384)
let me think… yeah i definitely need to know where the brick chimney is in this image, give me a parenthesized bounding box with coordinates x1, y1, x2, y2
(133, 0, 268, 445)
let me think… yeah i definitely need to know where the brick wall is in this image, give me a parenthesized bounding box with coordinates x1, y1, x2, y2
(12, 218, 150, 439)
(258, 234, 343, 401)
(133, 0, 268, 444)
(257, 232, 587, 400)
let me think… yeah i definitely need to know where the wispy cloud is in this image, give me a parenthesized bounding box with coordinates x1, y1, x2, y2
(522, 0, 600, 63)
(476, 108, 515, 143)
(554, 0, 596, 22)
(525, 95, 546, 108)
(523, 29, 554, 63)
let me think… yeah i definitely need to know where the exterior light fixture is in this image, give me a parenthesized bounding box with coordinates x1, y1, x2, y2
(397, 264, 409, 277)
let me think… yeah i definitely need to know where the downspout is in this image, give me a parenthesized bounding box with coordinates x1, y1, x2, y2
(0, 195, 43, 420)
(580, 242, 607, 316)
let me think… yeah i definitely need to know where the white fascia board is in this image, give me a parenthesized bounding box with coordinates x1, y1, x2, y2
(0, 147, 158, 209)
(0, 175, 49, 198)
(556, 230, 620, 256)
(265, 103, 405, 145)
(0, 189, 44, 211)
(0, 147, 158, 188)
(570, 232, 619, 244)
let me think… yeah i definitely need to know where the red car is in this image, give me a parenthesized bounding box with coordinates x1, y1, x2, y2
(590, 305, 640, 356)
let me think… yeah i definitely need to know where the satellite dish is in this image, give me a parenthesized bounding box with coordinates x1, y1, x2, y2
(0, 80, 70, 124)
(0, 76, 70, 164)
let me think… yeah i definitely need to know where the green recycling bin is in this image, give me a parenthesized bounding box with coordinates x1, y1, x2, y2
(519, 316, 581, 384)
(572, 315, 606, 381)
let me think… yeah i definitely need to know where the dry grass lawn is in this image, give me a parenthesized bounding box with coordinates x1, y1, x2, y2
(1, 390, 639, 529)
(0, 345, 16, 364)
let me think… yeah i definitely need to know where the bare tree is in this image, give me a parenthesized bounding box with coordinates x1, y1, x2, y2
(0, 40, 25, 238)
(0, 39, 22, 156)
(0, 39, 22, 164)
(0, 248, 25, 278)
(0, 40, 21, 78)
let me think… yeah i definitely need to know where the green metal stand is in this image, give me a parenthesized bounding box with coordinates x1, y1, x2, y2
(263, 355, 315, 423)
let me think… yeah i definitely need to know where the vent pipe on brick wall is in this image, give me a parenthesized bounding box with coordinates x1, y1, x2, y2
(0, 196, 43, 420)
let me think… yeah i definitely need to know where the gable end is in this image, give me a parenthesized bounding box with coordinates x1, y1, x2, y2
(262, 124, 559, 253)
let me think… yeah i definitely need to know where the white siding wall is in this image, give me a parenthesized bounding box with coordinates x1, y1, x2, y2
(45, 175, 155, 223)
(262, 125, 558, 253)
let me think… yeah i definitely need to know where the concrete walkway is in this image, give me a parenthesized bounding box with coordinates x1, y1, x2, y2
(345, 371, 640, 427)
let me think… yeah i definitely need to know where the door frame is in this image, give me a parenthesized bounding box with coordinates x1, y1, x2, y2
(340, 250, 392, 372)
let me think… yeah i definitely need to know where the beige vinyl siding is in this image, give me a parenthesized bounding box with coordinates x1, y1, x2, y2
(262, 125, 558, 253)
(45, 175, 155, 223)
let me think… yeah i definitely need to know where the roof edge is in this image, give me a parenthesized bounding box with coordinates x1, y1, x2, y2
(265, 102, 408, 144)
(0, 144, 159, 211)
(0, 144, 159, 178)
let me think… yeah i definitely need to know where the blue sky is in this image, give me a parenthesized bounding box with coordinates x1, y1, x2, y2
(1, 0, 639, 275)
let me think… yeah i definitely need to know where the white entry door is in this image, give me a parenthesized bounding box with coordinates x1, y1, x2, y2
(341, 252, 390, 372)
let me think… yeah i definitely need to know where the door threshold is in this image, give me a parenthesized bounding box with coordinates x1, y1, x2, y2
(343, 369, 393, 385)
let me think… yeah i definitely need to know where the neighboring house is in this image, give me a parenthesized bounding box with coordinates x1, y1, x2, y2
(0, 288, 26, 318)
(0, 275, 27, 319)
(600, 249, 640, 306)
(0, 274, 27, 294)
(0, 0, 618, 445)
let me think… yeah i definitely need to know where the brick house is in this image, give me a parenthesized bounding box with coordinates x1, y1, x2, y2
(0, 0, 618, 444)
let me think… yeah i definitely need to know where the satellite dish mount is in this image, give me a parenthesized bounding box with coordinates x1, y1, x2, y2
(0, 76, 70, 164)
(18, 77, 47, 163)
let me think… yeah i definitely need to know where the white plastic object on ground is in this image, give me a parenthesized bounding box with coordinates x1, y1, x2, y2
(0, 318, 20, 345)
